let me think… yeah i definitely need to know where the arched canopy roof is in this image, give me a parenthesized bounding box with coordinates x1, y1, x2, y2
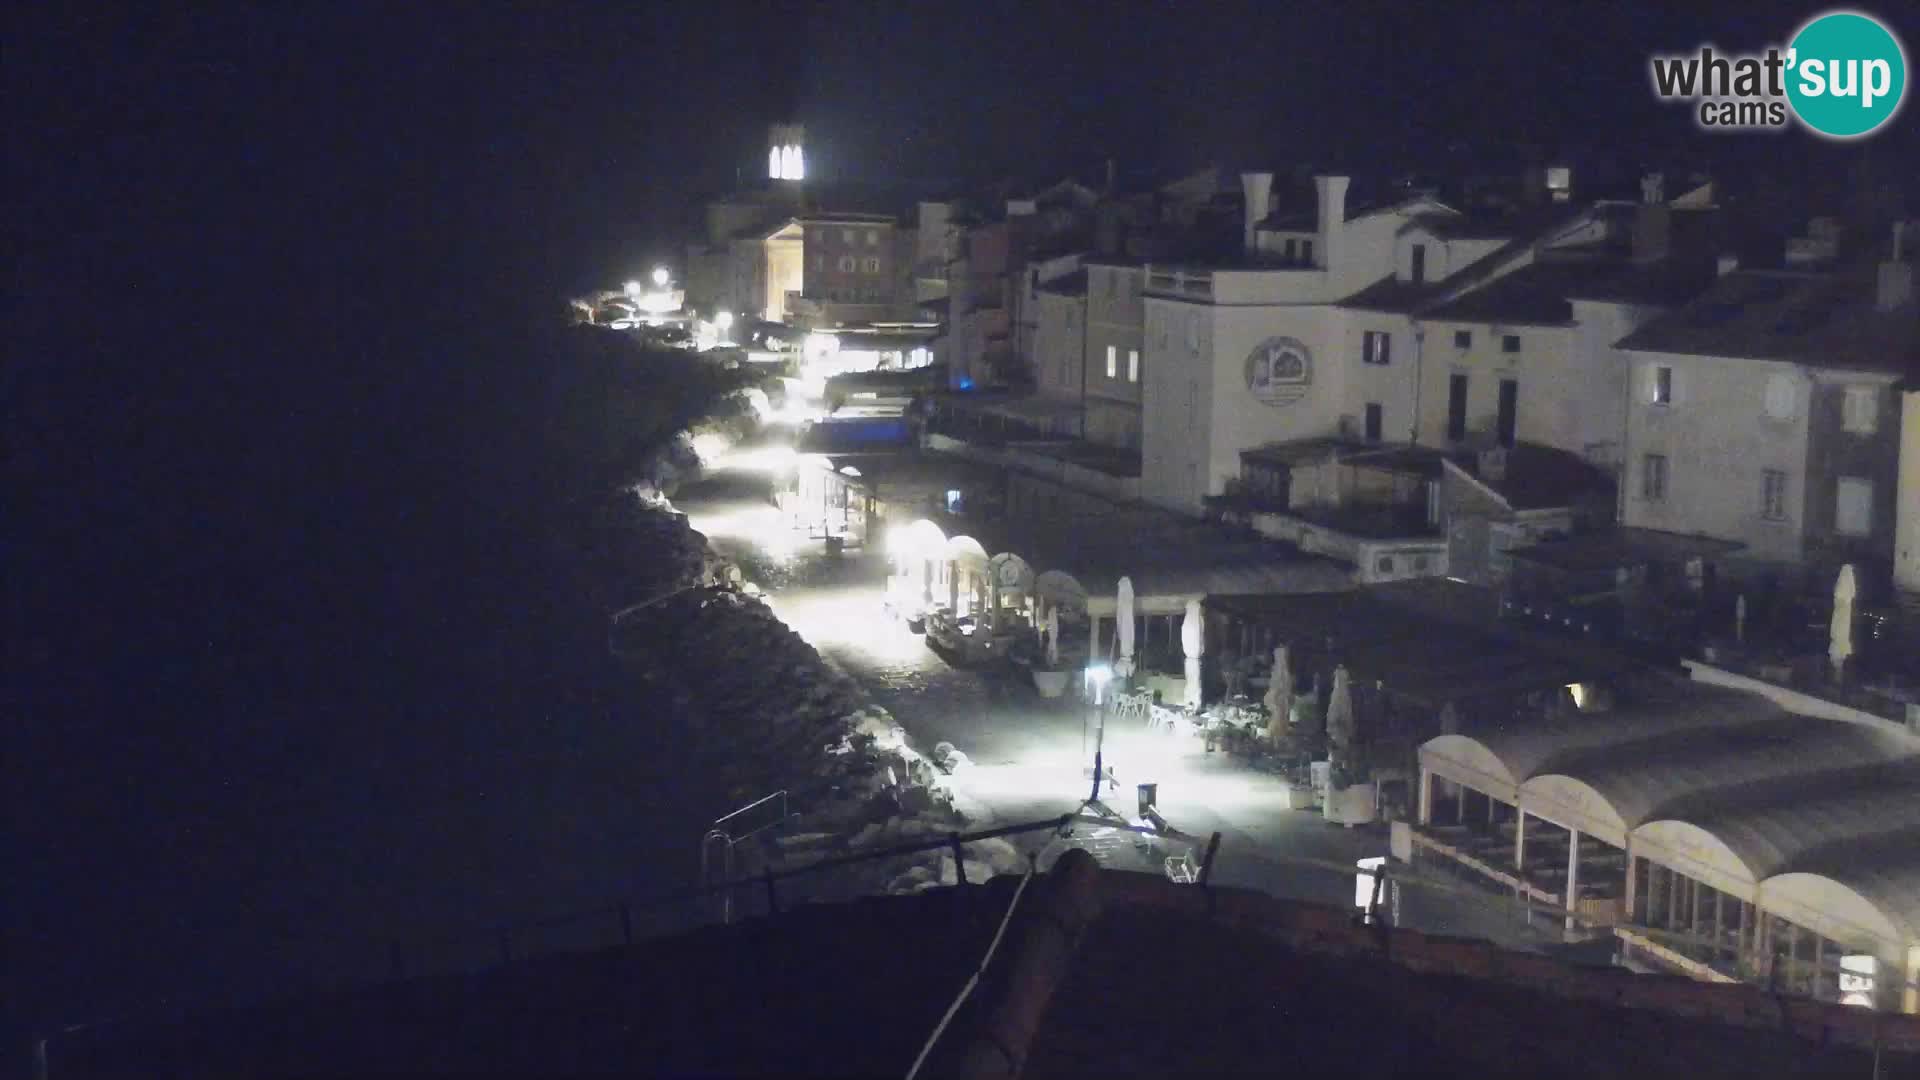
(1508, 711, 1914, 850)
(1632, 820, 1762, 902)
(1035, 569, 1088, 609)
(943, 534, 989, 571)
(1471, 683, 1774, 783)
(1761, 826, 1920, 948)
(1420, 733, 1523, 804)
(987, 552, 1034, 595)
(1517, 775, 1632, 847)
(1418, 683, 1768, 804)
(892, 518, 947, 559)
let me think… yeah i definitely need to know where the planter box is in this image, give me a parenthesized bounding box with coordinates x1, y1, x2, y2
(1032, 669, 1069, 698)
(1323, 782, 1378, 826)
(1282, 783, 1317, 810)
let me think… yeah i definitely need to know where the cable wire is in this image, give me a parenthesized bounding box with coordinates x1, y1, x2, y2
(903, 860, 1038, 1080)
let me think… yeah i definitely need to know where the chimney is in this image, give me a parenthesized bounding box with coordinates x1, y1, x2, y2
(1632, 204, 1671, 263)
(1240, 171, 1273, 254)
(1314, 175, 1349, 271)
(1878, 221, 1914, 311)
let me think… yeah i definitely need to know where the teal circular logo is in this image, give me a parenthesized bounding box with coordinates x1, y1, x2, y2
(1786, 11, 1907, 138)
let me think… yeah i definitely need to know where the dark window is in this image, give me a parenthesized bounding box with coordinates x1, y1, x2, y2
(1301, 239, 1314, 263)
(1447, 374, 1469, 441)
(1497, 379, 1518, 446)
(1410, 243, 1427, 285)
(1651, 365, 1673, 405)
(1362, 330, 1392, 366)
(1501, 334, 1521, 354)
(1284, 239, 1297, 261)
(1642, 454, 1668, 501)
(1376, 556, 1395, 574)
(1364, 403, 1384, 442)
(1453, 330, 1471, 349)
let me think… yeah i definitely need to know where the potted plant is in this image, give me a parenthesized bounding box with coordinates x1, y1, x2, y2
(1030, 607, 1069, 698)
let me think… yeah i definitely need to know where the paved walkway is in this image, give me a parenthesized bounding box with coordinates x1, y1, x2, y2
(678, 441, 1564, 954)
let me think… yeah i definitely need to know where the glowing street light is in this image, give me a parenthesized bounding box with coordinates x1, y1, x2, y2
(623, 280, 642, 300)
(652, 266, 671, 288)
(715, 310, 734, 332)
(1085, 662, 1115, 803)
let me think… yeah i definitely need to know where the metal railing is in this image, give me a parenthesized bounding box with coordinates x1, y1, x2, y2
(385, 814, 1086, 981)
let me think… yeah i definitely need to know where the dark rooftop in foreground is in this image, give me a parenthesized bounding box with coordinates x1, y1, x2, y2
(53, 861, 1917, 1077)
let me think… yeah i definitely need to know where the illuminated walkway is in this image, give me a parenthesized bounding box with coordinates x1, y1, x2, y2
(677, 445, 1567, 951)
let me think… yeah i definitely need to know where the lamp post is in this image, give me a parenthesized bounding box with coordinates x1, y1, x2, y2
(1085, 663, 1113, 803)
(651, 266, 671, 289)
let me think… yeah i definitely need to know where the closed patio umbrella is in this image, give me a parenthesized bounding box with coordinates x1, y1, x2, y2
(1325, 665, 1355, 755)
(1264, 645, 1293, 743)
(1829, 563, 1856, 681)
(1181, 599, 1204, 710)
(1115, 576, 1136, 679)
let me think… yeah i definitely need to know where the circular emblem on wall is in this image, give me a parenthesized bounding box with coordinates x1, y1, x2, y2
(1245, 336, 1313, 407)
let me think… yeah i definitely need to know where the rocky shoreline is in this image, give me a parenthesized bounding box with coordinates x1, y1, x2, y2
(605, 464, 1022, 903)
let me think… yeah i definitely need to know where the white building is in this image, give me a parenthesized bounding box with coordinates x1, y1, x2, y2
(1899, 386, 1920, 596)
(1140, 174, 1454, 514)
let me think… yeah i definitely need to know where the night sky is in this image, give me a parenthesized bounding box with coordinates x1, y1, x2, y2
(8, 0, 1914, 1056)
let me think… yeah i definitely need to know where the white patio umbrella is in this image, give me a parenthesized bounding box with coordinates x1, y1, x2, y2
(1045, 606, 1060, 668)
(1325, 665, 1356, 754)
(1115, 576, 1136, 679)
(1829, 563, 1857, 681)
(1263, 645, 1293, 742)
(1181, 598, 1204, 710)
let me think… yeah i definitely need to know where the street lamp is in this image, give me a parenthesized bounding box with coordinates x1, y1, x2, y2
(715, 310, 734, 332)
(652, 266, 671, 288)
(1085, 663, 1113, 803)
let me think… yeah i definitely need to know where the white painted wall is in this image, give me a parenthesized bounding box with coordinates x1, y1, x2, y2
(1339, 312, 1421, 442)
(1622, 350, 1812, 564)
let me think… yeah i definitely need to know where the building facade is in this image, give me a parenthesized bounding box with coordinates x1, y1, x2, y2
(1084, 260, 1146, 450)
(1140, 174, 1452, 513)
(1618, 267, 1916, 583)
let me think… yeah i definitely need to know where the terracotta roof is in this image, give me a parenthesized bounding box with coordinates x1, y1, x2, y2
(1615, 267, 1920, 373)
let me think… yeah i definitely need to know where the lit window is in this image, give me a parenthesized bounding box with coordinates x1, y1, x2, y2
(1761, 469, 1788, 520)
(842, 229, 855, 244)
(1842, 386, 1879, 434)
(1501, 334, 1521, 354)
(838, 256, 855, 272)
(1836, 476, 1872, 536)
(1128, 349, 1139, 383)
(1764, 373, 1795, 420)
(1453, 330, 1471, 349)
(865, 257, 881, 273)
(1362, 330, 1392, 366)
(867, 230, 879, 246)
(1649, 365, 1673, 405)
(1106, 345, 1117, 378)
(1642, 453, 1668, 501)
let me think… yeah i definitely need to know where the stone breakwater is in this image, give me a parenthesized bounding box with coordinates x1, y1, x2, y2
(612, 508, 1023, 901)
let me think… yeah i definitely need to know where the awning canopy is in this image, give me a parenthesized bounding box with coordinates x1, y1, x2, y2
(1420, 687, 1920, 953)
